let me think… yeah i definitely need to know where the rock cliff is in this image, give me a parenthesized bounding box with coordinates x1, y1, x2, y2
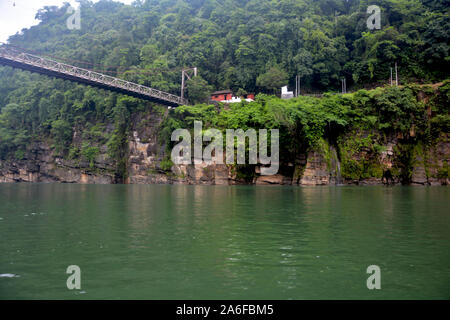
(1, 110, 448, 186)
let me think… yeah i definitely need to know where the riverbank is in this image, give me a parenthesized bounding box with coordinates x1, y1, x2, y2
(0, 83, 448, 186)
(0, 132, 448, 186)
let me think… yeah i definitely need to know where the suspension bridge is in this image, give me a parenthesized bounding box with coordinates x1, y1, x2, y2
(0, 45, 188, 107)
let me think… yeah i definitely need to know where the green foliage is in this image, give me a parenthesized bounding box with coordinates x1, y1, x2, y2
(256, 66, 289, 94)
(0, 103, 31, 158)
(51, 119, 73, 153)
(1, 0, 447, 101)
(186, 76, 214, 104)
(338, 131, 384, 180)
(106, 130, 126, 159)
(68, 146, 80, 160)
(393, 142, 416, 183)
(159, 158, 174, 172)
(437, 161, 449, 179)
(161, 85, 447, 174)
(81, 143, 100, 168)
(14, 149, 26, 160)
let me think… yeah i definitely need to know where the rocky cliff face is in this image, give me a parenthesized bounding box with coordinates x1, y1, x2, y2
(411, 139, 450, 186)
(124, 125, 448, 186)
(0, 112, 448, 186)
(0, 141, 115, 184)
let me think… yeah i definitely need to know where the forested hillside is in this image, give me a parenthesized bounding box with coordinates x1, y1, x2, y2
(3, 0, 450, 93)
(0, 0, 448, 185)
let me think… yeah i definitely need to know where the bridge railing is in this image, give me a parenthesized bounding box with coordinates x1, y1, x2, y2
(0, 45, 188, 106)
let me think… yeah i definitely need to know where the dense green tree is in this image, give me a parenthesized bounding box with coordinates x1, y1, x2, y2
(51, 119, 73, 152)
(256, 66, 289, 94)
(186, 76, 214, 104)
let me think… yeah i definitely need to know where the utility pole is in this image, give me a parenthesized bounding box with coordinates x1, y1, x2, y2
(181, 67, 198, 99)
(341, 78, 347, 94)
(390, 67, 393, 86)
(181, 70, 185, 99)
(295, 75, 297, 97)
(395, 62, 398, 86)
(298, 76, 301, 96)
(295, 75, 301, 97)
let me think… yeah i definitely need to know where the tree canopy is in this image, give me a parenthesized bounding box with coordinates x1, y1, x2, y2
(3, 0, 448, 94)
(0, 0, 448, 164)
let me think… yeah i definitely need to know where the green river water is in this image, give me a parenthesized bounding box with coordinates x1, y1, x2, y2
(0, 184, 448, 300)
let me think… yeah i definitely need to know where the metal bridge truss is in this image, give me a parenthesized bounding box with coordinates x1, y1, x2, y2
(0, 46, 188, 107)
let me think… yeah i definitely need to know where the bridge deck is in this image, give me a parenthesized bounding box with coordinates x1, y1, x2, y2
(0, 46, 188, 107)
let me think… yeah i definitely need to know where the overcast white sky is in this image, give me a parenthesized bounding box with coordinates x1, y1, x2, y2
(0, 0, 135, 43)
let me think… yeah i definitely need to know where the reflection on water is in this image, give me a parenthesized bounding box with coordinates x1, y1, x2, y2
(0, 184, 449, 299)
